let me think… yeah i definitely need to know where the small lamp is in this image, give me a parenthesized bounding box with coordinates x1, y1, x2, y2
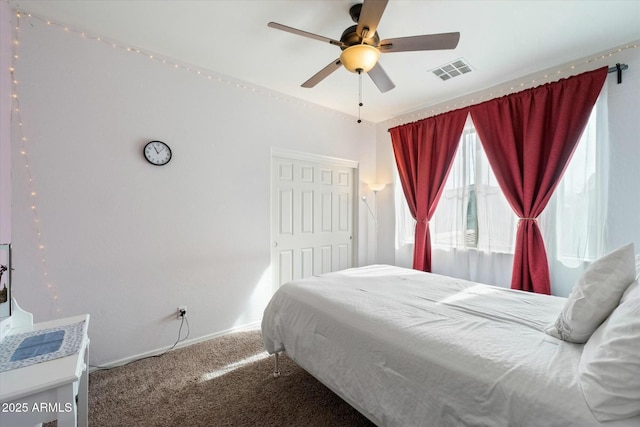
(368, 183, 386, 193)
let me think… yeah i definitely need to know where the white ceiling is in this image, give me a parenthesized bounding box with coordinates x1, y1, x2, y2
(9, 0, 640, 123)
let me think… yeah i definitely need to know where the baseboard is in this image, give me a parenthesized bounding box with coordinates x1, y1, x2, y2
(89, 320, 261, 372)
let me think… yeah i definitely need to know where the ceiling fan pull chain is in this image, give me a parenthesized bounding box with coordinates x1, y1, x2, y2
(357, 69, 363, 123)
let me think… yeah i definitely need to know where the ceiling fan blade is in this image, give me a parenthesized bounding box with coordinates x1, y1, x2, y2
(356, 0, 389, 39)
(268, 22, 344, 47)
(368, 62, 395, 93)
(379, 32, 460, 53)
(302, 58, 342, 88)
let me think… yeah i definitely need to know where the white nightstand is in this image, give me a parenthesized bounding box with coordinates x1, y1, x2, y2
(0, 300, 90, 427)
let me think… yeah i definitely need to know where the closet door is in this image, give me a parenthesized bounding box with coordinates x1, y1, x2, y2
(271, 151, 357, 290)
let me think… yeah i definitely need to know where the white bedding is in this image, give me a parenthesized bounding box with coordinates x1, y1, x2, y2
(261, 265, 640, 427)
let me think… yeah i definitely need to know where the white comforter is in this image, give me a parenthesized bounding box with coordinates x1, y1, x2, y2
(261, 265, 640, 427)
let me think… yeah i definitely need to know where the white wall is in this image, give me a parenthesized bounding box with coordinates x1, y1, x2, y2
(8, 13, 377, 365)
(606, 48, 640, 249)
(0, 1, 11, 244)
(376, 42, 640, 296)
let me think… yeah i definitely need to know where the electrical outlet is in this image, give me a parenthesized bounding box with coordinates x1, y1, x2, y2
(177, 306, 187, 320)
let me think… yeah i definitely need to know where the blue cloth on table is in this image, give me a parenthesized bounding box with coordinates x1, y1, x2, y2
(10, 330, 65, 361)
(0, 320, 86, 373)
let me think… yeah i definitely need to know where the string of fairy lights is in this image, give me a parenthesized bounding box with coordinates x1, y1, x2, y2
(7, 8, 365, 317)
(13, 9, 366, 124)
(383, 42, 639, 128)
(7, 6, 638, 316)
(10, 10, 62, 316)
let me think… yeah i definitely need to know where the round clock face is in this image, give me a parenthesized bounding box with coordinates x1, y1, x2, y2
(144, 140, 172, 166)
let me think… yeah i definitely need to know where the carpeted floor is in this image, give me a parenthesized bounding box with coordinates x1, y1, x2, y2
(58, 329, 376, 426)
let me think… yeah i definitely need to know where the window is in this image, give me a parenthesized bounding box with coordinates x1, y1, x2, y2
(541, 89, 608, 265)
(394, 168, 416, 250)
(395, 94, 607, 262)
(430, 119, 517, 253)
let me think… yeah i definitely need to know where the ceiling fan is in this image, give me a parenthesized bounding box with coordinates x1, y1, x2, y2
(268, 0, 460, 93)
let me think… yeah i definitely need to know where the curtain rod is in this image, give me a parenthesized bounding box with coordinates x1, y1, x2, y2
(389, 64, 629, 130)
(608, 63, 628, 84)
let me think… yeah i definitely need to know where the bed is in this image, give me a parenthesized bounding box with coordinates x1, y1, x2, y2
(262, 258, 640, 426)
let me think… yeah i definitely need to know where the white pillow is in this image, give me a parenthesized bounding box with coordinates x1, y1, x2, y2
(546, 243, 636, 343)
(623, 254, 640, 303)
(579, 284, 640, 421)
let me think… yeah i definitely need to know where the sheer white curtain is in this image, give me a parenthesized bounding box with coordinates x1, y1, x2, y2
(429, 116, 516, 287)
(429, 126, 474, 250)
(539, 85, 609, 295)
(394, 167, 417, 269)
(394, 92, 609, 294)
(418, 117, 518, 254)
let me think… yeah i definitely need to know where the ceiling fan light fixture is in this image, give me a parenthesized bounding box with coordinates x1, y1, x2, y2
(340, 44, 380, 73)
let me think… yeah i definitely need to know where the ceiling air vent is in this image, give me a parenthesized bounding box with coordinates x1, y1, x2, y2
(431, 58, 473, 81)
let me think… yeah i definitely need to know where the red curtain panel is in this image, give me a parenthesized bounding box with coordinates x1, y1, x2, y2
(389, 109, 468, 272)
(469, 67, 608, 294)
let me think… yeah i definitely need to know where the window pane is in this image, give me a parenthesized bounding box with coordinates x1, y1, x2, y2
(475, 139, 517, 253)
(432, 125, 516, 253)
(432, 132, 469, 248)
(394, 169, 416, 249)
(549, 100, 606, 264)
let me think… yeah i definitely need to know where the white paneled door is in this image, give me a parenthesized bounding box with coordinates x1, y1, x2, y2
(271, 150, 357, 290)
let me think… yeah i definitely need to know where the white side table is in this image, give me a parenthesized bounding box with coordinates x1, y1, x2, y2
(0, 301, 89, 427)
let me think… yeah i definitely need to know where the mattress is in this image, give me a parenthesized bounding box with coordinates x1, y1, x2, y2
(261, 264, 640, 427)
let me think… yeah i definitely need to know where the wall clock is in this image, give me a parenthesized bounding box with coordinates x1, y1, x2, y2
(143, 140, 172, 166)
